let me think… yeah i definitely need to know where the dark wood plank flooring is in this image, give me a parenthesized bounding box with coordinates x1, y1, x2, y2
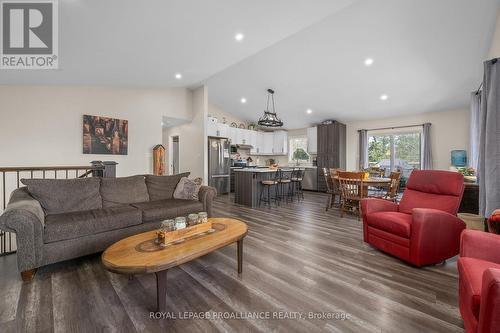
(0, 192, 464, 332)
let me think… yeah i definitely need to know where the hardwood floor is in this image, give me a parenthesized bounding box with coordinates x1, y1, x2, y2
(0, 192, 464, 332)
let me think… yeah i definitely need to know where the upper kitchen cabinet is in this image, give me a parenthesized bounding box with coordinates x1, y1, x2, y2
(261, 132, 275, 155)
(207, 122, 229, 138)
(272, 130, 288, 155)
(306, 126, 317, 154)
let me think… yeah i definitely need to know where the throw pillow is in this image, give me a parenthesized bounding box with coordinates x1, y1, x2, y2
(145, 172, 190, 201)
(100, 175, 150, 207)
(173, 177, 202, 200)
(21, 177, 102, 215)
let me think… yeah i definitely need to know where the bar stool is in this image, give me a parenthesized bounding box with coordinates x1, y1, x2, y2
(277, 169, 293, 204)
(259, 170, 279, 207)
(291, 168, 305, 201)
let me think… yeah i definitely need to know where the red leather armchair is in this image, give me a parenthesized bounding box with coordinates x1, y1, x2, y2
(361, 170, 465, 266)
(459, 230, 500, 333)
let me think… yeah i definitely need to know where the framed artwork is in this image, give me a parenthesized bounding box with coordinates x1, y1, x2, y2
(83, 115, 128, 155)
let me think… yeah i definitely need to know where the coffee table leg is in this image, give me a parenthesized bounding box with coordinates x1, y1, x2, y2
(237, 239, 243, 274)
(155, 270, 168, 312)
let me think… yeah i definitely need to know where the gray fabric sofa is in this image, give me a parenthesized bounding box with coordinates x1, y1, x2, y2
(0, 173, 217, 278)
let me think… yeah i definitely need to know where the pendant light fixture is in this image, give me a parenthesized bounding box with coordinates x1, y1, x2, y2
(257, 89, 283, 127)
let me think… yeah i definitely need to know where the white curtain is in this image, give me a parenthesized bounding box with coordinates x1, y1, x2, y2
(421, 123, 433, 169)
(479, 58, 500, 217)
(469, 92, 481, 171)
(358, 129, 368, 170)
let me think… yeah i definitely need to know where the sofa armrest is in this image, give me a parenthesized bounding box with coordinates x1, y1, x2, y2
(460, 229, 500, 264)
(0, 187, 45, 272)
(410, 208, 466, 266)
(478, 268, 500, 333)
(198, 186, 217, 217)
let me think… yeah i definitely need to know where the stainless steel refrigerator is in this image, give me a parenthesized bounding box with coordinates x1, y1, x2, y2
(208, 137, 230, 194)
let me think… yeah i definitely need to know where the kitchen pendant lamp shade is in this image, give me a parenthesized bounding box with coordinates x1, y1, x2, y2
(258, 89, 283, 127)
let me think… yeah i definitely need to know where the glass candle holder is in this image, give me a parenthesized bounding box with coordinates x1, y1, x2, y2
(161, 219, 175, 232)
(187, 213, 199, 226)
(198, 212, 208, 223)
(175, 216, 187, 230)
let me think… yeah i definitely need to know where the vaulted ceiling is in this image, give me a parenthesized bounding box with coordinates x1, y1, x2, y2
(207, 0, 500, 127)
(2, 0, 499, 128)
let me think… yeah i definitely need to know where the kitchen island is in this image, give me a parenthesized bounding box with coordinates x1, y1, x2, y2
(234, 168, 302, 207)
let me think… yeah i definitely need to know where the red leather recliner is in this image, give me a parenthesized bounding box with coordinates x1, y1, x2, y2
(361, 170, 465, 266)
(459, 230, 500, 333)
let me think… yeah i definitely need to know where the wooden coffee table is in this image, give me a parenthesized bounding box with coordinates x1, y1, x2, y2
(102, 218, 248, 312)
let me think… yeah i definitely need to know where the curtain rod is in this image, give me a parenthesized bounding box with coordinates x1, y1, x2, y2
(357, 123, 426, 132)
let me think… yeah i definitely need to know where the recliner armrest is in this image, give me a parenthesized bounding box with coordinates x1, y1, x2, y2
(198, 186, 217, 217)
(478, 268, 500, 333)
(410, 208, 466, 266)
(461, 229, 500, 264)
(361, 198, 398, 216)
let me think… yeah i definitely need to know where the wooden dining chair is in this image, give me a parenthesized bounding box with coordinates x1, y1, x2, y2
(384, 171, 401, 202)
(329, 168, 343, 208)
(367, 167, 386, 178)
(322, 168, 335, 211)
(337, 171, 365, 219)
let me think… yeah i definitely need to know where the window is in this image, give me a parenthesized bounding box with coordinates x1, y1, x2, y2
(289, 136, 310, 163)
(368, 131, 421, 178)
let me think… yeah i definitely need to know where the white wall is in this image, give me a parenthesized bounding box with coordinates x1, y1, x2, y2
(0, 86, 192, 177)
(208, 103, 248, 128)
(488, 11, 500, 58)
(345, 108, 470, 171)
(163, 86, 208, 183)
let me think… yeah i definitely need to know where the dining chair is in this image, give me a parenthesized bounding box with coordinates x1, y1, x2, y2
(329, 168, 343, 208)
(322, 168, 335, 211)
(337, 171, 365, 219)
(384, 171, 401, 202)
(367, 167, 386, 178)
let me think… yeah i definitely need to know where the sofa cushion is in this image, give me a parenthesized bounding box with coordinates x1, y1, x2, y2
(458, 257, 500, 322)
(145, 173, 190, 201)
(21, 178, 102, 215)
(44, 206, 142, 243)
(131, 199, 204, 223)
(100, 175, 149, 208)
(367, 211, 412, 238)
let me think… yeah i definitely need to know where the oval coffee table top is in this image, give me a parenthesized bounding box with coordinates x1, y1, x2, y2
(102, 218, 248, 274)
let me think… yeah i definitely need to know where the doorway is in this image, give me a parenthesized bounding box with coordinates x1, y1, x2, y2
(172, 136, 179, 175)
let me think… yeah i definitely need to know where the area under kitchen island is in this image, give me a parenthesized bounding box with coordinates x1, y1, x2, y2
(233, 168, 295, 207)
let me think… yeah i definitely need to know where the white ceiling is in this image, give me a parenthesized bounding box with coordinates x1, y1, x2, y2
(207, 0, 500, 128)
(2, 0, 499, 129)
(0, 0, 355, 86)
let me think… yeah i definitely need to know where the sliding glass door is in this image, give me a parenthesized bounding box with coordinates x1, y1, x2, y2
(368, 131, 421, 179)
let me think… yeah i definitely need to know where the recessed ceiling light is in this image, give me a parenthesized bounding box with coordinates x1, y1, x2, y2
(364, 58, 374, 66)
(306, 109, 312, 114)
(175, 73, 182, 79)
(235, 33, 244, 42)
(380, 94, 389, 101)
(240, 98, 247, 104)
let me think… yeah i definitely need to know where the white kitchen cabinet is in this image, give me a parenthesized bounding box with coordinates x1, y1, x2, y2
(207, 122, 228, 138)
(307, 126, 318, 154)
(262, 132, 274, 155)
(272, 130, 288, 155)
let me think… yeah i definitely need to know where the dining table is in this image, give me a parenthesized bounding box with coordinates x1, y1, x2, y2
(332, 175, 392, 197)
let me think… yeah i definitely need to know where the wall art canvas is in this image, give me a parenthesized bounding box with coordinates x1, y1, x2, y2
(83, 115, 128, 155)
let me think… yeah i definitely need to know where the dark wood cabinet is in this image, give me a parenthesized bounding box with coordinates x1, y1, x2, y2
(317, 121, 346, 192)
